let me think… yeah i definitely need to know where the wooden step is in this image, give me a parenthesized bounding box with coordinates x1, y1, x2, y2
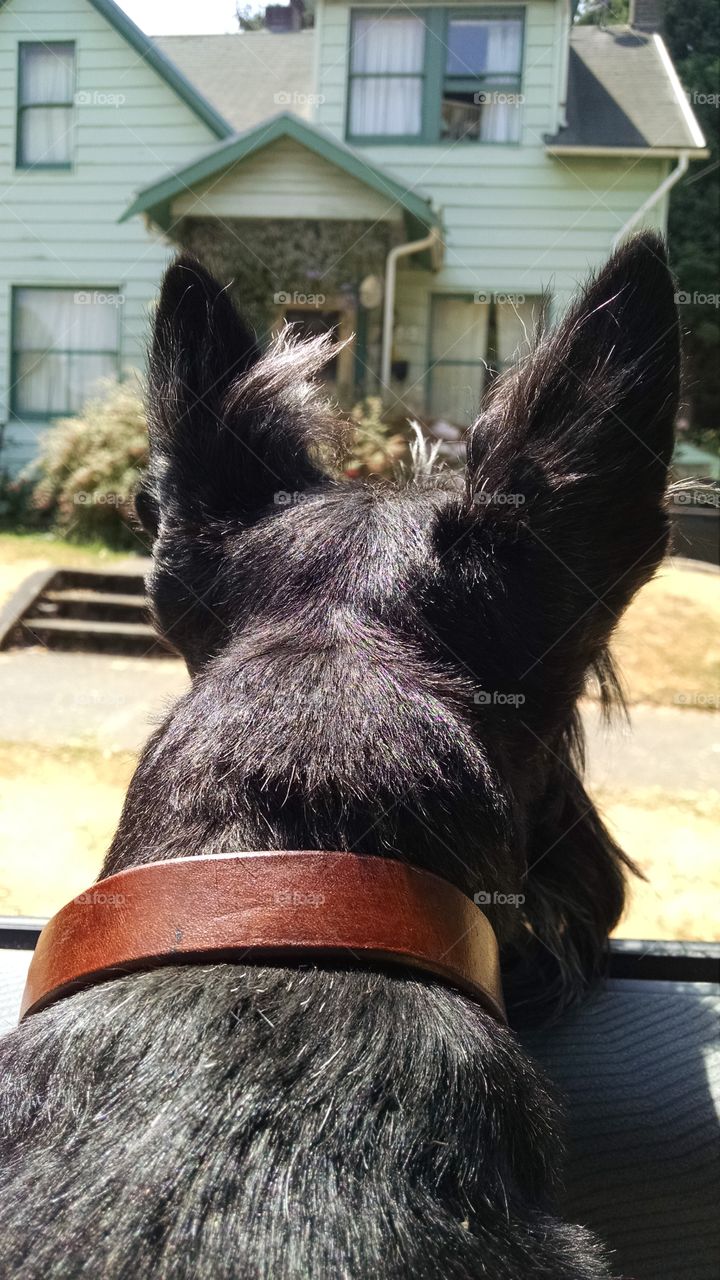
(23, 617, 157, 639)
(43, 589, 146, 609)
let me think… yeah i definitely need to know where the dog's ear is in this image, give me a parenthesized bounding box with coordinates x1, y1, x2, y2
(143, 256, 336, 525)
(464, 232, 680, 715)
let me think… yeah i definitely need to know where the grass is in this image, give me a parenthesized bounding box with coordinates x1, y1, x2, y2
(593, 560, 720, 710)
(0, 530, 142, 568)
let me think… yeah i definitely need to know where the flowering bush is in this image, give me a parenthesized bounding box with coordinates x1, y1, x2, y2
(27, 378, 148, 548)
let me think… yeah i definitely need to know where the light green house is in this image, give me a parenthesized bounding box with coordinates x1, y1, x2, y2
(0, 0, 706, 471)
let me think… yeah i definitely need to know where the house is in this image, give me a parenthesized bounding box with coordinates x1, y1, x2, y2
(0, 0, 707, 473)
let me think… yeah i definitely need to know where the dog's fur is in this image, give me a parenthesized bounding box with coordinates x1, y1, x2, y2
(0, 233, 679, 1278)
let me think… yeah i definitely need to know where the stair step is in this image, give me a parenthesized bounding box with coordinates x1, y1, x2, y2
(23, 617, 157, 639)
(43, 589, 146, 609)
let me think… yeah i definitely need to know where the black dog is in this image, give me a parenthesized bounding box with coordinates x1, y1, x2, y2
(0, 233, 679, 1278)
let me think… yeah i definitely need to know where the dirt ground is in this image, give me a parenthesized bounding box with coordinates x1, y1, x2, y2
(0, 538, 718, 938)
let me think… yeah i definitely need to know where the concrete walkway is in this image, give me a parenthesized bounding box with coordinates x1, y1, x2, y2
(1, 646, 717, 789)
(583, 702, 720, 793)
(0, 649, 188, 752)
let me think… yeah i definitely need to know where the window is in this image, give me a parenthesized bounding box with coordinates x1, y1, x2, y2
(347, 9, 524, 144)
(12, 288, 120, 418)
(428, 293, 539, 425)
(348, 15, 426, 139)
(442, 15, 523, 142)
(16, 42, 75, 168)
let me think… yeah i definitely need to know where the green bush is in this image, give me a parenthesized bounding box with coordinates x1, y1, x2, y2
(345, 396, 411, 478)
(27, 378, 149, 549)
(0, 471, 43, 531)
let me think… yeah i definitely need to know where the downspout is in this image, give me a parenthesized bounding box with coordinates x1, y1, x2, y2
(612, 152, 689, 248)
(381, 227, 439, 393)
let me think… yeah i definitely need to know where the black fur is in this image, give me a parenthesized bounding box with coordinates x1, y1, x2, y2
(0, 235, 680, 1278)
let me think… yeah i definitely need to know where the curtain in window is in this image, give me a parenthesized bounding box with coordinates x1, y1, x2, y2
(349, 16, 424, 136)
(429, 297, 489, 426)
(496, 299, 539, 369)
(20, 45, 74, 103)
(14, 290, 118, 415)
(18, 44, 74, 165)
(479, 20, 523, 143)
(486, 20, 523, 74)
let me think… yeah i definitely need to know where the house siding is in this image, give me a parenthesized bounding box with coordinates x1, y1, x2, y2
(314, 0, 669, 415)
(171, 137, 402, 223)
(0, 0, 217, 472)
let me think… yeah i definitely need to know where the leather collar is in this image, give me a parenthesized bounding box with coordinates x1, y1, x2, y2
(20, 851, 506, 1023)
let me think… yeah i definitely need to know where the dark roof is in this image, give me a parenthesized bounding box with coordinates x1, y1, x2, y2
(548, 26, 706, 153)
(154, 32, 315, 135)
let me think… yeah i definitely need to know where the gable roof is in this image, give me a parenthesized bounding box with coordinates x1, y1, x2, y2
(154, 31, 315, 135)
(547, 26, 706, 154)
(120, 112, 441, 241)
(0, 0, 233, 140)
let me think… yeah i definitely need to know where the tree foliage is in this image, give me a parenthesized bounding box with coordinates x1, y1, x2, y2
(665, 0, 720, 447)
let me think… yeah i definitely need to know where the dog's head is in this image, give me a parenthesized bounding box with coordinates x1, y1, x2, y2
(134, 234, 680, 1007)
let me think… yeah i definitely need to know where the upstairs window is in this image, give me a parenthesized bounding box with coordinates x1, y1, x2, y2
(442, 15, 523, 142)
(347, 9, 524, 145)
(16, 42, 75, 168)
(348, 15, 426, 139)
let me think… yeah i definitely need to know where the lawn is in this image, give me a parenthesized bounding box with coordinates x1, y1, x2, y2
(593, 558, 720, 711)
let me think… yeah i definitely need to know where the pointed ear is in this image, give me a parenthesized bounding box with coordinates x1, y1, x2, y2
(464, 233, 680, 697)
(145, 256, 337, 523)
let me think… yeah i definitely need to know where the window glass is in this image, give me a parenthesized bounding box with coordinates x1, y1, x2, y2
(349, 15, 425, 137)
(442, 17, 523, 142)
(13, 289, 119, 416)
(429, 296, 489, 424)
(17, 43, 75, 166)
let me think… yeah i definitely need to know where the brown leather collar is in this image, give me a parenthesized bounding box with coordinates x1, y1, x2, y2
(20, 852, 506, 1024)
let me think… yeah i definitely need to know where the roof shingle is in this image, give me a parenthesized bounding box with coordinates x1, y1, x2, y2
(549, 26, 705, 152)
(154, 31, 315, 135)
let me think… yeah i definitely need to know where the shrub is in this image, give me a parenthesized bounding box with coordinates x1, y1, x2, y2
(27, 378, 149, 549)
(0, 471, 43, 532)
(345, 396, 411, 478)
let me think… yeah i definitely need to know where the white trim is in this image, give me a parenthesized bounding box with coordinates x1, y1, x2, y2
(546, 144, 708, 158)
(653, 34, 706, 150)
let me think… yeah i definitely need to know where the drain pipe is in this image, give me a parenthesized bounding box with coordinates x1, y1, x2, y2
(381, 227, 439, 393)
(612, 152, 689, 248)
